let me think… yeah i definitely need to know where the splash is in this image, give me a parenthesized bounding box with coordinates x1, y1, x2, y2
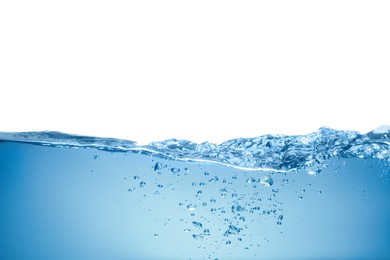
(0, 126, 389, 172)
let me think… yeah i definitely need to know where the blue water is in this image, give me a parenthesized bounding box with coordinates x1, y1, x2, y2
(1, 128, 389, 259)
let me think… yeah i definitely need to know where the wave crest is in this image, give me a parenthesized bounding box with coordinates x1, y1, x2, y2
(1, 127, 389, 171)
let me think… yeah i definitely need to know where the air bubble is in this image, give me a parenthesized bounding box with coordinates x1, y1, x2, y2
(154, 162, 165, 171)
(209, 176, 219, 183)
(260, 176, 274, 187)
(171, 168, 180, 173)
(192, 221, 203, 229)
(192, 234, 204, 240)
(187, 204, 197, 211)
(246, 177, 256, 183)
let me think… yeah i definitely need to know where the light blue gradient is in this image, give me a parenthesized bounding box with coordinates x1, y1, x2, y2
(0, 140, 389, 259)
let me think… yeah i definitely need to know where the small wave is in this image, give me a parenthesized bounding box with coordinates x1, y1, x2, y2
(0, 127, 389, 171)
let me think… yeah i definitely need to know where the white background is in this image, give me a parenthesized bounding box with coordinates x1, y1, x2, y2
(1, 1, 389, 144)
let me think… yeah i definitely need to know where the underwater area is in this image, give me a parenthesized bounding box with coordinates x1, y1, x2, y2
(0, 127, 389, 259)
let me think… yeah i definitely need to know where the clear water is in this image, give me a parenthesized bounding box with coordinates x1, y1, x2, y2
(1, 127, 389, 259)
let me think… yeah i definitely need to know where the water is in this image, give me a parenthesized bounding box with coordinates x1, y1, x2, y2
(0, 127, 390, 259)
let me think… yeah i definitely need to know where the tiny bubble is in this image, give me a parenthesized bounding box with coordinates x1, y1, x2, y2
(171, 168, 180, 173)
(192, 234, 204, 240)
(187, 204, 197, 211)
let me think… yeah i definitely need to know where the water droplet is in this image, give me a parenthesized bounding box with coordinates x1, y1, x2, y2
(154, 233, 159, 237)
(238, 238, 242, 241)
(157, 184, 163, 188)
(272, 188, 279, 193)
(204, 171, 210, 176)
(184, 167, 190, 172)
(93, 155, 98, 160)
(133, 176, 140, 180)
(202, 202, 207, 207)
(277, 214, 283, 221)
(298, 196, 303, 200)
(199, 182, 206, 186)
(192, 234, 204, 240)
(318, 190, 323, 194)
(226, 240, 231, 245)
(203, 229, 210, 235)
(277, 221, 282, 225)
(239, 216, 245, 221)
(210, 198, 216, 203)
(184, 228, 191, 233)
(192, 221, 203, 229)
(232, 193, 238, 198)
(260, 176, 274, 187)
(139, 181, 146, 187)
(197, 190, 202, 195)
(187, 204, 197, 211)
